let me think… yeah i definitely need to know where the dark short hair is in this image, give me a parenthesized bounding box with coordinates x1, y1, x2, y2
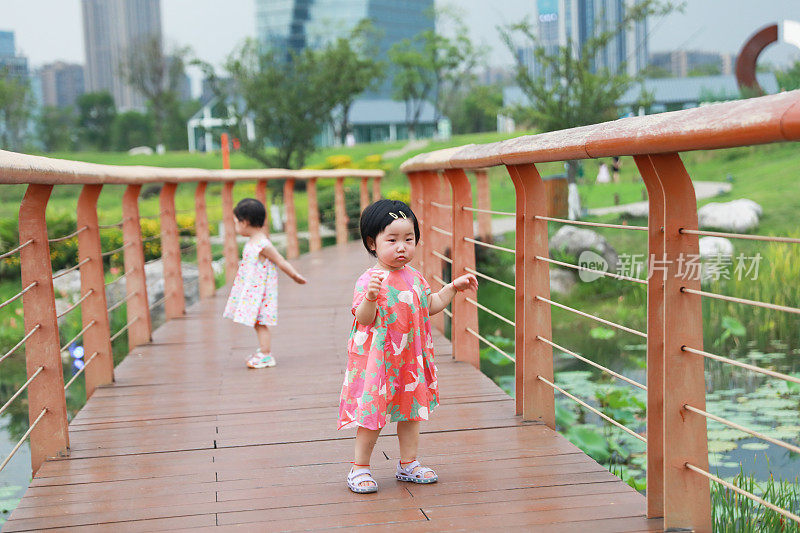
(233, 198, 266, 228)
(359, 199, 420, 256)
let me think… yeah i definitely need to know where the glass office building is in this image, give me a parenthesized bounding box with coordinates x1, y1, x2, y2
(255, 0, 434, 98)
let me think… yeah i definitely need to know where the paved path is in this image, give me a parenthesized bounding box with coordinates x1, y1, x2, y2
(5, 243, 660, 531)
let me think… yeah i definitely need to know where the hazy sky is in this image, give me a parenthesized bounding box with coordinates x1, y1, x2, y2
(3, 0, 799, 76)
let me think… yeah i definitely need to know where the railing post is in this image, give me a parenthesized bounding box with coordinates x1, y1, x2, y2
(307, 177, 322, 252)
(77, 184, 114, 398)
(284, 178, 299, 259)
(122, 185, 152, 346)
(507, 168, 526, 416)
(372, 176, 381, 201)
(159, 183, 186, 319)
(421, 172, 445, 334)
(641, 153, 711, 532)
(633, 155, 666, 519)
(444, 169, 479, 368)
(506, 164, 554, 428)
(255, 179, 270, 237)
(19, 184, 69, 474)
(360, 177, 370, 213)
(474, 169, 493, 243)
(335, 177, 348, 246)
(221, 181, 238, 284)
(193, 182, 215, 299)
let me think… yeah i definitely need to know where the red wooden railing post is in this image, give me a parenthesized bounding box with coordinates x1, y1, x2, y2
(359, 177, 370, 213)
(506, 163, 555, 428)
(159, 183, 186, 319)
(633, 155, 666, 519)
(284, 178, 299, 259)
(255, 179, 270, 237)
(642, 153, 711, 532)
(194, 182, 215, 299)
(221, 182, 238, 284)
(19, 184, 69, 474)
(372, 176, 381, 201)
(507, 168, 527, 416)
(474, 169, 493, 243)
(122, 185, 152, 346)
(421, 172, 445, 334)
(335, 177, 348, 245)
(307, 177, 322, 252)
(77, 184, 114, 398)
(444, 169, 479, 368)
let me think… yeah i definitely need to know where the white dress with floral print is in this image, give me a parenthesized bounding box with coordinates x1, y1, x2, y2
(223, 237, 278, 326)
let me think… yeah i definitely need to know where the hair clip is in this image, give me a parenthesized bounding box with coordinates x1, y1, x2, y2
(398, 211, 407, 219)
(388, 211, 408, 220)
(389, 212, 399, 219)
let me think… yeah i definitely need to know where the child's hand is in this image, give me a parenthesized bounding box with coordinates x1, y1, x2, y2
(452, 274, 478, 293)
(292, 273, 307, 284)
(366, 270, 385, 301)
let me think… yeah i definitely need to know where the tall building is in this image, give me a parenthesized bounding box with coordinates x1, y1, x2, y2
(255, 0, 434, 98)
(0, 30, 29, 82)
(39, 62, 85, 108)
(81, 0, 162, 111)
(0, 30, 14, 58)
(527, 0, 648, 79)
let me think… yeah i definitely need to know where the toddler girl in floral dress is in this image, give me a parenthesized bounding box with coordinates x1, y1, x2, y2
(223, 198, 306, 368)
(339, 199, 478, 493)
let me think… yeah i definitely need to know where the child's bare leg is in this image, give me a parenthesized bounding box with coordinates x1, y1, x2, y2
(254, 324, 271, 353)
(352, 426, 381, 487)
(397, 420, 434, 478)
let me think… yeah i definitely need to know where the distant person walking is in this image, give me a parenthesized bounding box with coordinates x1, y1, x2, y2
(612, 156, 621, 183)
(596, 162, 611, 184)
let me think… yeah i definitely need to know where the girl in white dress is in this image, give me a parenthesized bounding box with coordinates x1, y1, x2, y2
(223, 198, 307, 368)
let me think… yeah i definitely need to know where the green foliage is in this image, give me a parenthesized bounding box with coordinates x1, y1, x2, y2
(448, 84, 503, 134)
(776, 60, 800, 92)
(711, 464, 800, 532)
(317, 181, 361, 238)
(77, 91, 116, 150)
(388, 10, 482, 136)
(37, 106, 78, 152)
(111, 111, 153, 151)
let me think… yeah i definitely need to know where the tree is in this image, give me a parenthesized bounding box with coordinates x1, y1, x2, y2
(111, 110, 152, 151)
(688, 63, 721, 77)
(500, 1, 678, 133)
(389, 11, 482, 138)
(37, 106, 77, 152)
(119, 35, 190, 148)
(321, 20, 385, 145)
(0, 70, 33, 151)
(77, 91, 116, 150)
(204, 39, 345, 169)
(447, 84, 503, 134)
(776, 60, 800, 92)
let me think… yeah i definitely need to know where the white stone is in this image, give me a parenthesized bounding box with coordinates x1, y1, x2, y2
(128, 146, 153, 156)
(698, 237, 734, 259)
(550, 268, 577, 295)
(549, 225, 619, 273)
(698, 199, 762, 232)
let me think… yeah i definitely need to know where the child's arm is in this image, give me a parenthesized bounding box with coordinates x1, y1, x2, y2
(354, 271, 384, 326)
(429, 273, 478, 315)
(260, 244, 307, 284)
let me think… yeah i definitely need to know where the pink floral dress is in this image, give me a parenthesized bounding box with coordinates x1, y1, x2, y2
(338, 265, 439, 430)
(223, 237, 278, 326)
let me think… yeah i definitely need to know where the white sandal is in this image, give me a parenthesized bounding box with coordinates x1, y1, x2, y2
(347, 466, 378, 494)
(396, 459, 438, 484)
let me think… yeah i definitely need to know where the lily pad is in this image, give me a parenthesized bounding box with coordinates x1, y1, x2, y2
(708, 440, 738, 453)
(740, 442, 770, 451)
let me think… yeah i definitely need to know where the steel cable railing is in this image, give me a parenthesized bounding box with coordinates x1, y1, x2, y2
(679, 227, 800, 244)
(56, 289, 94, 319)
(47, 226, 87, 243)
(535, 295, 647, 338)
(535, 255, 647, 284)
(0, 239, 34, 261)
(64, 351, 99, 391)
(681, 286, 800, 315)
(463, 206, 515, 216)
(0, 408, 47, 473)
(463, 237, 514, 255)
(0, 325, 41, 366)
(0, 366, 44, 418)
(465, 327, 514, 362)
(535, 215, 648, 232)
(52, 258, 91, 280)
(59, 320, 96, 352)
(0, 282, 38, 312)
(464, 267, 514, 291)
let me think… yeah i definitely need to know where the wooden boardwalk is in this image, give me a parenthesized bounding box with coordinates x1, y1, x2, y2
(5, 243, 662, 532)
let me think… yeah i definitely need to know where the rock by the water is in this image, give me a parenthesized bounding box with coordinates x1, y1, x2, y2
(698, 199, 761, 232)
(549, 226, 619, 274)
(550, 268, 577, 295)
(698, 237, 734, 259)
